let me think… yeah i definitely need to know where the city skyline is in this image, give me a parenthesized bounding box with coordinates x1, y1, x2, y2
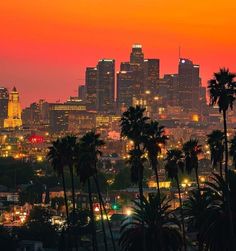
(0, 1, 236, 107)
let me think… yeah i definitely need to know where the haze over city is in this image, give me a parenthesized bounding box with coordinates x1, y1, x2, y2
(0, 0, 236, 106)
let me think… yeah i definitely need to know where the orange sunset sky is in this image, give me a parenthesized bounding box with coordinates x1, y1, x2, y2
(0, 0, 235, 107)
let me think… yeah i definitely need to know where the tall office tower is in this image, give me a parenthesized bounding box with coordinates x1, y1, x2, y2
(4, 87, 22, 128)
(78, 85, 86, 101)
(130, 44, 144, 64)
(85, 67, 97, 110)
(178, 58, 200, 112)
(163, 74, 180, 107)
(144, 59, 160, 94)
(117, 70, 134, 110)
(0, 87, 9, 128)
(96, 59, 115, 112)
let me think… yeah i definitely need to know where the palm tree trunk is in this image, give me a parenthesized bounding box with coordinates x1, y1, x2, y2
(195, 167, 200, 192)
(223, 110, 229, 175)
(153, 158, 161, 200)
(61, 171, 72, 251)
(93, 176, 116, 251)
(137, 161, 146, 251)
(176, 177, 187, 251)
(69, 165, 79, 251)
(219, 161, 223, 177)
(88, 178, 98, 251)
(223, 110, 235, 251)
(98, 198, 108, 251)
(69, 165, 76, 218)
(62, 170, 69, 222)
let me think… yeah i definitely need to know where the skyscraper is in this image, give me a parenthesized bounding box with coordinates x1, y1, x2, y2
(85, 67, 97, 110)
(0, 87, 9, 128)
(117, 70, 134, 109)
(96, 59, 115, 112)
(130, 44, 144, 64)
(144, 59, 160, 94)
(178, 58, 200, 112)
(4, 87, 22, 128)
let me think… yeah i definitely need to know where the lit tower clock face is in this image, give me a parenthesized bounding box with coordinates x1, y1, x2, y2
(181, 59, 185, 63)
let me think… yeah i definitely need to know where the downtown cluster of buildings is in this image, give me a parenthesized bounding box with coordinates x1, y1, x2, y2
(1, 44, 236, 160)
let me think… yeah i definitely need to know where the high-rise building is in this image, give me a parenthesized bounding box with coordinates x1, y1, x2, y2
(85, 67, 97, 110)
(144, 59, 160, 95)
(78, 85, 86, 101)
(4, 87, 22, 128)
(163, 74, 179, 107)
(117, 70, 134, 109)
(96, 59, 115, 112)
(178, 58, 200, 112)
(0, 87, 9, 128)
(130, 44, 144, 64)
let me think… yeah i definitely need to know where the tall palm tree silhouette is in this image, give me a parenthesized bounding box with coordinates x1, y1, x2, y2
(47, 138, 69, 222)
(207, 130, 224, 176)
(165, 149, 186, 251)
(120, 106, 149, 202)
(208, 68, 236, 175)
(183, 139, 202, 191)
(208, 68, 236, 250)
(143, 120, 167, 199)
(61, 135, 77, 223)
(77, 131, 116, 251)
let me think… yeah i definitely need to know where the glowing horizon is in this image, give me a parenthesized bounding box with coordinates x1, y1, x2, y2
(0, 0, 235, 107)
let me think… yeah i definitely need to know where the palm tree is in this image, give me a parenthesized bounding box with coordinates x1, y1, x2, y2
(119, 195, 183, 251)
(47, 139, 69, 222)
(61, 135, 77, 224)
(229, 134, 236, 169)
(165, 149, 186, 251)
(77, 132, 103, 251)
(127, 148, 146, 200)
(77, 131, 116, 251)
(47, 139, 72, 251)
(198, 173, 236, 251)
(143, 120, 168, 199)
(208, 68, 236, 175)
(120, 106, 149, 199)
(208, 68, 236, 250)
(183, 139, 202, 191)
(121, 106, 149, 251)
(120, 105, 149, 148)
(184, 190, 212, 250)
(207, 130, 224, 177)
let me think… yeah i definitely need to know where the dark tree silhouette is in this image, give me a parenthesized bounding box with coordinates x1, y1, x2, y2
(143, 120, 168, 199)
(119, 195, 183, 251)
(183, 139, 202, 191)
(47, 139, 69, 222)
(77, 131, 116, 251)
(207, 130, 224, 176)
(208, 68, 236, 250)
(165, 149, 186, 251)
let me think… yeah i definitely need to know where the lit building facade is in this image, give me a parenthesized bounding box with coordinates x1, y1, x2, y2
(178, 58, 200, 112)
(117, 70, 134, 110)
(85, 67, 97, 110)
(4, 87, 22, 128)
(96, 59, 115, 113)
(0, 87, 9, 128)
(144, 59, 160, 94)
